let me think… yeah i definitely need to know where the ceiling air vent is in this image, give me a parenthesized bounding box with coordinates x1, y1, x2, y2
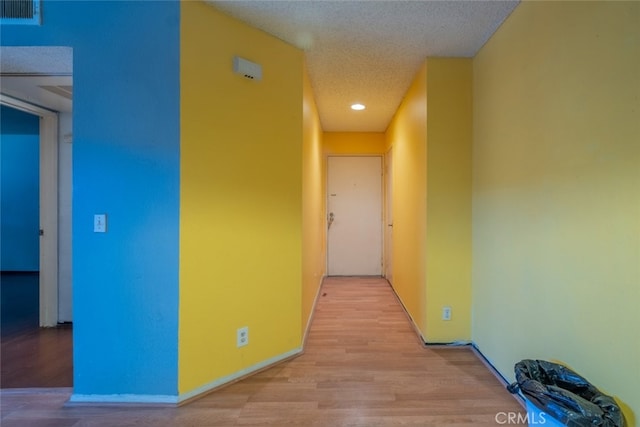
(0, 0, 41, 25)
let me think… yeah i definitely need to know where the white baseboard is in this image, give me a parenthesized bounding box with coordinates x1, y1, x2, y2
(471, 344, 525, 408)
(302, 275, 326, 346)
(69, 348, 303, 406)
(177, 347, 303, 404)
(69, 393, 179, 405)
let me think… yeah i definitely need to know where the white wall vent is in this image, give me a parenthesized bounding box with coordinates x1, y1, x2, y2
(0, 0, 41, 25)
(233, 56, 262, 81)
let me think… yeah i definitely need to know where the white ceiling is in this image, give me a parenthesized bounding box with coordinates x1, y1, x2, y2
(0, 46, 73, 112)
(0, 46, 72, 75)
(209, 0, 520, 132)
(0, 2, 520, 130)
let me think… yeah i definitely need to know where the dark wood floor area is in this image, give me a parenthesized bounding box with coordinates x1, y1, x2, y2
(1, 276, 524, 426)
(1, 272, 40, 337)
(1, 324, 73, 388)
(1, 272, 73, 389)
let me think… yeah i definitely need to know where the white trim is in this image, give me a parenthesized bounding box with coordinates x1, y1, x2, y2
(68, 347, 303, 405)
(471, 344, 526, 409)
(383, 148, 393, 283)
(0, 93, 59, 327)
(177, 347, 303, 403)
(302, 275, 325, 346)
(69, 393, 179, 405)
(0, 92, 55, 116)
(39, 111, 59, 326)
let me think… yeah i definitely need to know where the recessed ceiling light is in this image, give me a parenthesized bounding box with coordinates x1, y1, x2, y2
(351, 103, 366, 111)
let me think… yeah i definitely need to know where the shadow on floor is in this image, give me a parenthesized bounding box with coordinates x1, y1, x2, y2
(1, 272, 39, 337)
(1, 272, 73, 388)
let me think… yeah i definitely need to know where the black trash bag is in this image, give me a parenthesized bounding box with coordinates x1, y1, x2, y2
(507, 359, 625, 427)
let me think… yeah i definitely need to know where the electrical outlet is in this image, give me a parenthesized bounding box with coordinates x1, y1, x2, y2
(442, 306, 452, 321)
(237, 326, 249, 347)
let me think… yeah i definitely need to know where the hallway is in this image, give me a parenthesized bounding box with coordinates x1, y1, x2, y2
(0, 277, 524, 426)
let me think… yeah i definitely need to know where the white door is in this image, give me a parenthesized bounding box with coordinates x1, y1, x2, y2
(327, 156, 382, 276)
(384, 149, 393, 284)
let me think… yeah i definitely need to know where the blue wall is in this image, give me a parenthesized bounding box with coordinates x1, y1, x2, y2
(1, 106, 40, 271)
(1, 1, 181, 397)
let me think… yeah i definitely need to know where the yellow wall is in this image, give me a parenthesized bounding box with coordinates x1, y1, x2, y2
(384, 61, 428, 333)
(324, 132, 386, 155)
(179, 1, 303, 395)
(473, 1, 640, 422)
(424, 59, 472, 342)
(302, 61, 326, 337)
(384, 59, 472, 343)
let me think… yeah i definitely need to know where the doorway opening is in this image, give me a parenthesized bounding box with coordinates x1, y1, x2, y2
(326, 156, 383, 276)
(0, 46, 73, 388)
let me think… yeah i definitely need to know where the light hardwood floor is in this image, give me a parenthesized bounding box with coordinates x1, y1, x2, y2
(0, 276, 524, 426)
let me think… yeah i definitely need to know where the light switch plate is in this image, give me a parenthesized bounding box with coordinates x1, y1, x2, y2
(94, 214, 107, 233)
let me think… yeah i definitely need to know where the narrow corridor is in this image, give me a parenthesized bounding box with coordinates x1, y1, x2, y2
(0, 277, 524, 426)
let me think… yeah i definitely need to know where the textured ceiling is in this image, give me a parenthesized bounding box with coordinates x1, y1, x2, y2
(0, 47, 73, 112)
(209, 0, 519, 132)
(0, 2, 520, 130)
(0, 46, 72, 75)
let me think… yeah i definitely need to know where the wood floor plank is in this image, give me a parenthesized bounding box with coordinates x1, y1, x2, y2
(1, 325, 73, 388)
(1, 277, 525, 426)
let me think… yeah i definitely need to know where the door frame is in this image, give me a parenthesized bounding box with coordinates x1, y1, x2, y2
(384, 148, 393, 284)
(1, 93, 59, 327)
(326, 154, 384, 276)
